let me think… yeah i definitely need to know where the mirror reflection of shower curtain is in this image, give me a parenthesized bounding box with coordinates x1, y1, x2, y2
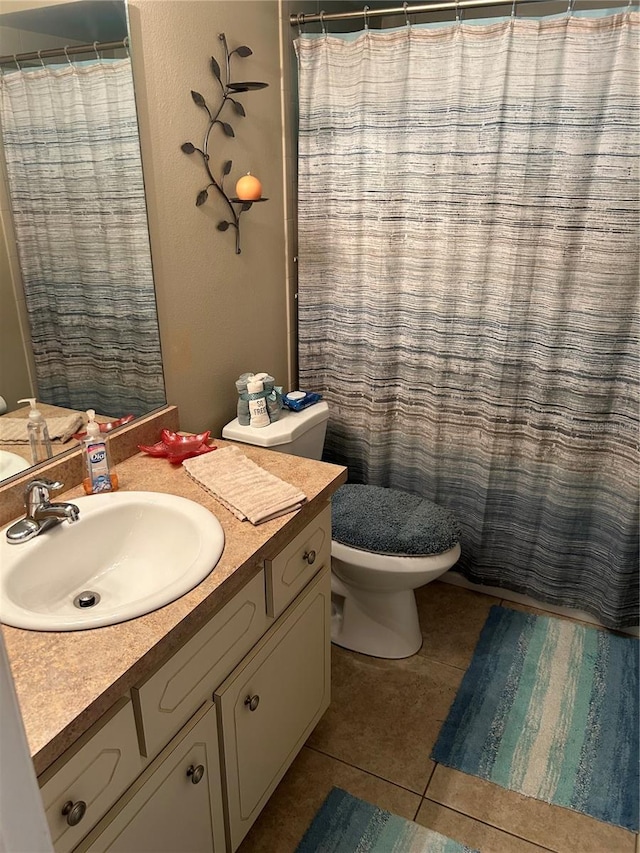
(296, 11, 639, 630)
(0, 58, 165, 417)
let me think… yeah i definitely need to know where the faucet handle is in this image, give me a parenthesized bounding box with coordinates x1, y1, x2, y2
(24, 478, 64, 513)
(25, 478, 64, 495)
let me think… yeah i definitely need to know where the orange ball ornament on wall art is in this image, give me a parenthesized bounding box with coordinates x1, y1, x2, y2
(235, 173, 262, 201)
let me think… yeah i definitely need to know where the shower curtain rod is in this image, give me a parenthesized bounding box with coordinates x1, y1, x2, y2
(291, 0, 553, 26)
(0, 38, 129, 67)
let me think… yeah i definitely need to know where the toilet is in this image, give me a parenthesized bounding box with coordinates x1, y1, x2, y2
(222, 402, 461, 659)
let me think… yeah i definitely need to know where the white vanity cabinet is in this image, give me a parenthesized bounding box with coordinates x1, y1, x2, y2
(37, 502, 333, 853)
(132, 570, 270, 761)
(75, 702, 225, 853)
(216, 565, 331, 851)
(265, 504, 331, 619)
(39, 698, 142, 853)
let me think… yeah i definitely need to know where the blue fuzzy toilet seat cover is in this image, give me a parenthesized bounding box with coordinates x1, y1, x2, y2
(332, 484, 460, 557)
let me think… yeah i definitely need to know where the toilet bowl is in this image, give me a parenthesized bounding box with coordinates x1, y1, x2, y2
(222, 401, 461, 659)
(331, 540, 461, 659)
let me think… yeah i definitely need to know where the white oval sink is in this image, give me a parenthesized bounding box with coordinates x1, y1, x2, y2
(0, 491, 225, 632)
(0, 449, 31, 479)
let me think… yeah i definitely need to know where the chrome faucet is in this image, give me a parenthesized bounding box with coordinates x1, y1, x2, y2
(5, 479, 80, 544)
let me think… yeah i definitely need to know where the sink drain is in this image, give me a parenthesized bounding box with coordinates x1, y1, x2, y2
(74, 591, 101, 609)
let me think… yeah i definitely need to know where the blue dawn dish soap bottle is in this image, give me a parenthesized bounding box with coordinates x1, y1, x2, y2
(82, 409, 118, 494)
(18, 398, 52, 464)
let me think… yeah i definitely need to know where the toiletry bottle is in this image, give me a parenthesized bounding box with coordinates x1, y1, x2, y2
(235, 372, 254, 426)
(18, 398, 53, 464)
(82, 409, 118, 494)
(254, 373, 281, 423)
(247, 379, 270, 428)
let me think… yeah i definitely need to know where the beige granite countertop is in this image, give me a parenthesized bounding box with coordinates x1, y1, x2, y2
(1, 439, 346, 776)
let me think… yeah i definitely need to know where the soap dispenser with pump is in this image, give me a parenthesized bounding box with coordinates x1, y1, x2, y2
(18, 398, 53, 464)
(82, 409, 118, 494)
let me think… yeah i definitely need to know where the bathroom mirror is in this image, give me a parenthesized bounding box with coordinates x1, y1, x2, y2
(0, 0, 166, 483)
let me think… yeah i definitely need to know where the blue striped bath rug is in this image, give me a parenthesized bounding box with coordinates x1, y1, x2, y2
(296, 788, 478, 852)
(431, 606, 639, 832)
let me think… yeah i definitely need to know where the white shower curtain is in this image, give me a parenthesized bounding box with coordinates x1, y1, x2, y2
(296, 10, 639, 629)
(0, 58, 165, 417)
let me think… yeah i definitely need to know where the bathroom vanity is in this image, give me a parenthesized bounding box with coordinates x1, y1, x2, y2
(0, 424, 346, 853)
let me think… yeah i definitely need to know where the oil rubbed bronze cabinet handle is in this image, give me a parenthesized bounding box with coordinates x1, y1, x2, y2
(187, 764, 205, 784)
(303, 549, 316, 565)
(62, 800, 87, 826)
(244, 694, 260, 712)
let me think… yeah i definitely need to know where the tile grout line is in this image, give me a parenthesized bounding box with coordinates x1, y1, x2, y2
(420, 793, 559, 853)
(414, 762, 438, 821)
(303, 743, 428, 800)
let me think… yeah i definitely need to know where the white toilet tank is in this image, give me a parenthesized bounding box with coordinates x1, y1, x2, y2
(221, 401, 329, 460)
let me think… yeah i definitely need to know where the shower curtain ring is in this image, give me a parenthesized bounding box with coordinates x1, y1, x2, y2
(363, 5, 370, 30)
(320, 10, 327, 35)
(455, 0, 463, 24)
(13, 54, 21, 71)
(63, 45, 74, 69)
(297, 12, 305, 36)
(93, 41, 102, 63)
(403, 1, 411, 28)
(123, 36, 130, 58)
(37, 50, 47, 70)
(511, 0, 517, 18)
(566, 0, 575, 15)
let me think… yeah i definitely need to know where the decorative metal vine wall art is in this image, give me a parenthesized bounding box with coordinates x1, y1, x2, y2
(181, 33, 268, 254)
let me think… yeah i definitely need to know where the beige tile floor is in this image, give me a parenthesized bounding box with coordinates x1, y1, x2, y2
(239, 582, 638, 853)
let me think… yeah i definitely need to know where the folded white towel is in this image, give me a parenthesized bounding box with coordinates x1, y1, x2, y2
(183, 446, 307, 525)
(0, 413, 84, 444)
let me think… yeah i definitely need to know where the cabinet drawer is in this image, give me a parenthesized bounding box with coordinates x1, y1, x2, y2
(132, 570, 269, 760)
(265, 504, 331, 618)
(75, 702, 225, 853)
(39, 697, 141, 853)
(215, 565, 331, 852)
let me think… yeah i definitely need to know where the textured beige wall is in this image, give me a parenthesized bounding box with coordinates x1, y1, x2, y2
(128, 0, 290, 435)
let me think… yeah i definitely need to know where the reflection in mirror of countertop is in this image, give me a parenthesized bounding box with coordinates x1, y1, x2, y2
(0, 403, 115, 484)
(0, 405, 181, 528)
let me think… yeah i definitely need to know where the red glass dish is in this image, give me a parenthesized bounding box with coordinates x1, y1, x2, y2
(137, 440, 169, 457)
(166, 444, 215, 465)
(138, 431, 216, 464)
(73, 414, 136, 440)
(160, 429, 211, 456)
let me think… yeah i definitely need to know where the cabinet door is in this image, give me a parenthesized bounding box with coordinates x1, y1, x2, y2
(76, 703, 225, 853)
(215, 566, 331, 852)
(265, 504, 331, 618)
(39, 698, 141, 853)
(132, 570, 269, 760)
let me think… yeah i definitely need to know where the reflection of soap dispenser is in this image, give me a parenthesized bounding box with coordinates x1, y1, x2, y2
(18, 398, 52, 464)
(82, 410, 118, 494)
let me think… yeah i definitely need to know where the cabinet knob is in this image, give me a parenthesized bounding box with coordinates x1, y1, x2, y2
(186, 764, 205, 785)
(303, 549, 316, 565)
(244, 694, 260, 712)
(61, 800, 87, 826)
